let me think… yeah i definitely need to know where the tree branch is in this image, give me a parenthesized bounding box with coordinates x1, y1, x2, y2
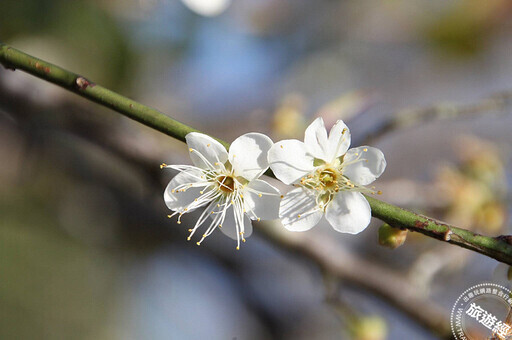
(257, 222, 452, 338)
(362, 92, 512, 145)
(0, 86, 450, 335)
(2, 41, 512, 265)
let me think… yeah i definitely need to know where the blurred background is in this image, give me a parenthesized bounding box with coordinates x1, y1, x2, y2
(1, 0, 512, 339)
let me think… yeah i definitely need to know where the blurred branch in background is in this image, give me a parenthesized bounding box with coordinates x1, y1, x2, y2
(2, 42, 512, 266)
(0, 79, 452, 338)
(363, 91, 512, 145)
(258, 221, 452, 338)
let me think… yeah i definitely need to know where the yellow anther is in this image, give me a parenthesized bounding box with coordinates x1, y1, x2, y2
(240, 194, 244, 198)
(377, 190, 383, 195)
(342, 128, 348, 134)
(218, 224, 222, 228)
(257, 218, 261, 222)
(203, 234, 207, 237)
(160, 163, 167, 169)
(189, 148, 193, 152)
(188, 229, 193, 232)
(236, 246, 240, 250)
(187, 237, 191, 241)
(210, 211, 214, 214)
(355, 153, 359, 156)
(194, 199, 198, 202)
(167, 215, 172, 218)
(217, 204, 220, 207)
(200, 191, 204, 194)
(231, 200, 235, 204)
(207, 144, 210, 147)
(280, 145, 283, 148)
(239, 232, 243, 235)
(258, 194, 262, 198)
(196, 242, 200, 246)
(171, 189, 175, 193)
(184, 208, 188, 211)
(177, 221, 181, 224)
(242, 239, 246, 243)
(298, 214, 301, 218)
(280, 195, 284, 199)
(363, 148, 368, 152)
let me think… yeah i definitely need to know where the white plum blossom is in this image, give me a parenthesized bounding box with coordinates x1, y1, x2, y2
(162, 132, 281, 249)
(268, 117, 386, 234)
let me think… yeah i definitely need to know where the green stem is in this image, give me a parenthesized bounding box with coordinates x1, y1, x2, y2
(0, 42, 228, 150)
(2, 41, 512, 265)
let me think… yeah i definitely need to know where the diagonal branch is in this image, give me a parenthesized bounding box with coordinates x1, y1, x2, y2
(2, 41, 512, 265)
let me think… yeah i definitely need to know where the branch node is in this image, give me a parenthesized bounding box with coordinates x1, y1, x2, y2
(443, 229, 453, 241)
(75, 76, 95, 90)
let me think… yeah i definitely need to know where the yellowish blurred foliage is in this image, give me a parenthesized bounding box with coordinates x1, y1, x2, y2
(435, 135, 507, 233)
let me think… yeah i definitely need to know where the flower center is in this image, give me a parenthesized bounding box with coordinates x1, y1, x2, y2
(217, 175, 235, 193)
(318, 168, 337, 188)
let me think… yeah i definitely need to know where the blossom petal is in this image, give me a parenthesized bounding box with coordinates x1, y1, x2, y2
(268, 140, 315, 185)
(186, 132, 228, 169)
(164, 169, 208, 213)
(229, 133, 273, 181)
(216, 206, 253, 240)
(304, 117, 330, 161)
(327, 119, 351, 161)
(343, 146, 386, 185)
(243, 179, 280, 220)
(325, 191, 371, 234)
(279, 187, 323, 231)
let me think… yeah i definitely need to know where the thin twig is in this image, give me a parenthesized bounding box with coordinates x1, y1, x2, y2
(2, 41, 512, 265)
(0, 87, 451, 336)
(257, 222, 452, 338)
(363, 93, 512, 145)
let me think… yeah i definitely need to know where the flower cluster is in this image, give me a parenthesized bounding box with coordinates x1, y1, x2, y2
(163, 118, 386, 249)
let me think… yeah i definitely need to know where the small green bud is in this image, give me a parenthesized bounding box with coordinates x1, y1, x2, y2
(378, 223, 407, 249)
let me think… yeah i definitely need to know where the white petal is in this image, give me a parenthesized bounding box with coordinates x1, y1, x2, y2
(229, 133, 273, 181)
(164, 169, 208, 212)
(327, 120, 351, 161)
(268, 140, 315, 185)
(304, 117, 330, 161)
(216, 206, 253, 240)
(325, 191, 371, 234)
(279, 187, 323, 231)
(343, 146, 386, 185)
(186, 132, 228, 169)
(243, 179, 280, 220)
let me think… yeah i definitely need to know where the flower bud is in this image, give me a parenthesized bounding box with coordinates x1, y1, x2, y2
(378, 223, 407, 249)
